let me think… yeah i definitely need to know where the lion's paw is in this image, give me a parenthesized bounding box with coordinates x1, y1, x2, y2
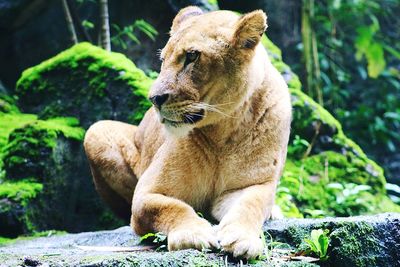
(168, 220, 220, 251)
(216, 224, 264, 259)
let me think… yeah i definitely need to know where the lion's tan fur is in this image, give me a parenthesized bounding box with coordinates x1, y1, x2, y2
(84, 7, 291, 259)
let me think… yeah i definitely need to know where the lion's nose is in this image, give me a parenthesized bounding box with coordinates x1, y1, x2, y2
(149, 94, 169, 109)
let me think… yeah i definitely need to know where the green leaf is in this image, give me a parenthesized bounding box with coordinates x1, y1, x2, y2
(135, 20, 158, 41)
(305, 238, 318, 252)
(366, 43, 386, 78)
(126, 32, 140, 44)
(384, 112, 400, 121)
(318, 230, 329, 258)
(354, 22, 386, 78)
(139, 232, 155, 243)
(303, 229, 330, 260)
(333, 0, 341, 9)
(327, 183, 344, 190)
(154, 232, 167, 243)
(310, 229, 323, 253)
(112, 24, 121, 31)
(82, 20, 94, 29)
(383, 45, 400, 60)
(355, 26, 374, 60)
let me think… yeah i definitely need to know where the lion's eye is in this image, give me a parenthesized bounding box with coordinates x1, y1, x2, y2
(184, 51, 200, 66)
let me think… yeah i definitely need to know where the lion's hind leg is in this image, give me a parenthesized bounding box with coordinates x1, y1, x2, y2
(84, 120, 139, 221)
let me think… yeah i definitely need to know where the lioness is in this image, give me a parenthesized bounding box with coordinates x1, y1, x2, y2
(84, 6, 291, 259)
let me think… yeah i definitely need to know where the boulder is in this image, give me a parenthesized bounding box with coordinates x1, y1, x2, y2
(0, 213, 398, 267)
(1, 43, 155, 237)
(0, 117, 124, 237)
(0, 103, 35, 180)
(16, 42, 153, 128)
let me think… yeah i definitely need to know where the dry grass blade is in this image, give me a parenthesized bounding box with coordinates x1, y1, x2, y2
(75, 245, 155, 252)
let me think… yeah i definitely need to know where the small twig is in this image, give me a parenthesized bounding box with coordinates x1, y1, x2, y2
(75, 245, 155, 252)
(68, 0, 93, 42)
(324, 156, 329, 182)
(302, 121, 321, 159)
(61, 0, 78, 44)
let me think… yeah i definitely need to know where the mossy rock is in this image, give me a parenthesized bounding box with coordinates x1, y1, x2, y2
(0, 92, 25, 178)
(266, 213, 400, 267)
(16, 42, 153, 128)
(0, 94, 19, 114)
(0, 116, 124, 237)
(0, 180, 43, 237)
(3, 117, 84, 181)
(0, 112, 39, 181)
(1, 213, 398, 266)
(261, 35, 399, 217)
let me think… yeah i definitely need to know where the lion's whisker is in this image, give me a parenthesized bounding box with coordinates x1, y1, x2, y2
(191, 102, 238, 119)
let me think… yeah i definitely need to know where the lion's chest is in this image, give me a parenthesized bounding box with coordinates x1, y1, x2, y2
(157, 134, 276, 211)
(215, 144, 273, 192)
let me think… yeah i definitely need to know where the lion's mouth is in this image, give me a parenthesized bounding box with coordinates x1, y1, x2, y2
(161, 109, 205, 126)
(182, 109, 205, 124)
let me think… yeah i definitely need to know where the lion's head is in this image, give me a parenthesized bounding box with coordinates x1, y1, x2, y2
(149, 6, 267, 136)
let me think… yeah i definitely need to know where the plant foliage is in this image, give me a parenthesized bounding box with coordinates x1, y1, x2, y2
(294, 0, 400, 182)
(304, 229, 330, 261)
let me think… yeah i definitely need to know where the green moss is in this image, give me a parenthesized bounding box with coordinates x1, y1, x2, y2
(0, 94, 19, 114)
(207, 0, 218, 6)
(0, 180, 43, 206)
(31, 117, 85, 142)
(0, 113, 37, 149)
(262, 35, 282, 61)
(0, 236, 12, 245)
(2, 116, 84, 181)
(16, 42, 153, 126)
(288, 88, 386, 192)
(276, 194, 304, 218)
(17, 42, 151, 97)
(261, 35, 399, 216)
(329, 222, 380, 267)
(303, 151, 384, 191)
(269, 218, 388, 266)
(279, 155, 392, 217)
(0, 230, 66, 246)
(291, 89, 342, 132)
(0, 113, 38, 179)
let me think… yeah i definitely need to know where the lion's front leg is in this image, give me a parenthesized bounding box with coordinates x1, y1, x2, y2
(211, 182, 278, 259)
(130, 153, 219, 251)
(131, 192, 219, 251)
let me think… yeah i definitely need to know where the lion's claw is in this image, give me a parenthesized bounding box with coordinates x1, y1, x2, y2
(217, 224, 264, 259)
(168, 220, 220, 251)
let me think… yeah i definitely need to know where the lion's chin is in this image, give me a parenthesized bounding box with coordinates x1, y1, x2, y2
(163, 123, 194, 138)
(158, 109, 205, 138)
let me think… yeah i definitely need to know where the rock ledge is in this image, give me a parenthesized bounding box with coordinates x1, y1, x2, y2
(0, 213, 399, 267)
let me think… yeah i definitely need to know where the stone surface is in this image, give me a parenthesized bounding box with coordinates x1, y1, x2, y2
(0, 213, 399, 267)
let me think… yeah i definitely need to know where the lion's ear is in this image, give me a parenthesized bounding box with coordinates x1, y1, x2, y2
(232, 10, 267, 49)
(171, 6, 203, 35)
